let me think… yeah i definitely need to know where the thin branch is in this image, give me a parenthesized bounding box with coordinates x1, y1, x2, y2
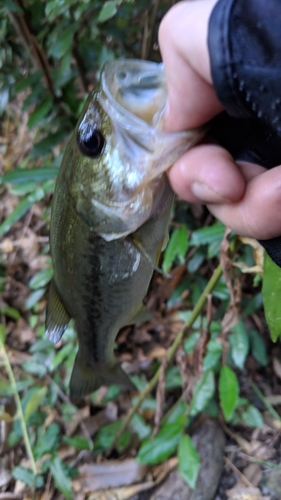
(109, 263, 223, 451)
(142, 0, 160, 60)
(7, 1, 56, 100)
(224, 456, 254, 488)
(0, 335, 37, 476)
(72, 33, 89, 93)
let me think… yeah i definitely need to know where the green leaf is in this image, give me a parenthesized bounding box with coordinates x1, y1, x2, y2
(262, 252, 281, 341)
(98, 1, 119, 22)
(29, 268, 53, 290)
(13, 71, 43, 93)
(184, 332, 200, 353)
(95, 420, 123, 451)
(27, 96, 53, 129)
(63, 436, 91, 451)
(204, 399, 219, 418)
(165, 366, 182, 390)
(164, 400, 188, 425)
(50, 343, 73, 371)
(178, 434, 200, 490)
(190, 370, 215, 417)
(241, 405, 263, 428)
(0, 167, 58, 185)
(190, 222, 225, 246)
(219, 366, 239, 421)
(34, 423, 60, 458)
(25, 288, 46, 311)
(10, 182, 37, 196)
(12, 467, 43, 488)
(117, 429, 132, 452)
(49, 25, 78, 58)
(3, 0, 23, 13)
(101, 384, 122, 403)
(0, 379, 12, 396)
(0, 188, 45, 236)
(31, 131, 67, 158)
(22, 359, 47, 377)
(49, 457, 73, 500)
(24, 386, 47, 422)
(203, 339, 222, 371)
(229, 320, 249, 370)
(130, 414, 151, 440)
(162, 226, 189, 273)
(249, 330, 267, 366)
(0, 324, 6, 344)
(187, 250, 205, 273)
(137, 422, 183, 465)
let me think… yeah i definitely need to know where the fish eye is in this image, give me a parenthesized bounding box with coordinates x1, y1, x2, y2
(77, 129, 105, 157)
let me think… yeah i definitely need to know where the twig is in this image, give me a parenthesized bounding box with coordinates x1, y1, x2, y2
(251, 382, 281, 422)
(153, 357, 167, 436)
(108, 264, 223, 451)
(0, 334, 37, 476)
(0, 494, 24, 500)
(224, 456, 254, 488)
(7, 2, 56, 99)
(141, 0, 160, 60)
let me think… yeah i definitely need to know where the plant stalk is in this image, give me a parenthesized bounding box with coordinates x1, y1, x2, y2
(0, 337, 37, 476)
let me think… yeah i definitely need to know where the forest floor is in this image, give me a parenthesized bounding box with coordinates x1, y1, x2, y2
(1, 94, 281, 500)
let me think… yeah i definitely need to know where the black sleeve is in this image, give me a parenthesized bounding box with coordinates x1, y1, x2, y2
(208, 0, 281, 134)
(207, 0, 281, 267)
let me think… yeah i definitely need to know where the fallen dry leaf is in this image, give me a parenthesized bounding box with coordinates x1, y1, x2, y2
(65, 406, 90, 436)
(238, 237, 264, 268)
(74, 459, 148, 493)
(226, 486, 270, 500)
(242, 464, 262, 488)
(86, 481, 155, 500)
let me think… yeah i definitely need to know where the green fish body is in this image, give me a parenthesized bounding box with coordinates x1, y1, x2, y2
(45, 60, 203, 398)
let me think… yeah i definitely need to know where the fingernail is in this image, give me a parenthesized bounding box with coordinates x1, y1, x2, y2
(191, 182, 228, 202)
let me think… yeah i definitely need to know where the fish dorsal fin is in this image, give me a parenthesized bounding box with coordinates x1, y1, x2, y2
(45, 279, 71, 344)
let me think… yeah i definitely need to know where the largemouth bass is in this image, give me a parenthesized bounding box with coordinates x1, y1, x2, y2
(45, 59, 203, 398)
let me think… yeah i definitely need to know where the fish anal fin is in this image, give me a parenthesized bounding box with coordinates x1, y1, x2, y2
(126, 303, 152, 325)
(45, 279, 70, 344)
(69, 352, 136, 399)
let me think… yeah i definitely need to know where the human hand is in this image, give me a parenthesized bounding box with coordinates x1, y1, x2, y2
(159, 0, 281, 240)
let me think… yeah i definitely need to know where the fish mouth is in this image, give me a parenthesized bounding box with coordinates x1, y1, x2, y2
(99, 59, 205, 184)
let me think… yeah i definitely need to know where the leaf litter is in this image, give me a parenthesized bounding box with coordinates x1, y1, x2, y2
(1, 92, 281, 500)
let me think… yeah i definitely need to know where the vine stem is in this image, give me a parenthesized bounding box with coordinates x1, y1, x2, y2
(0, 332, 37, 476)
(109, 263, 223, 451)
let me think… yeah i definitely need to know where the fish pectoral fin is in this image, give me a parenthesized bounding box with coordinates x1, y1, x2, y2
(130, 236, 172, 278)
(161, 230, 170, 252)
(45, 279, 71, 344)
(69, 352, 136, 399)
(126, 303, 152, 325)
